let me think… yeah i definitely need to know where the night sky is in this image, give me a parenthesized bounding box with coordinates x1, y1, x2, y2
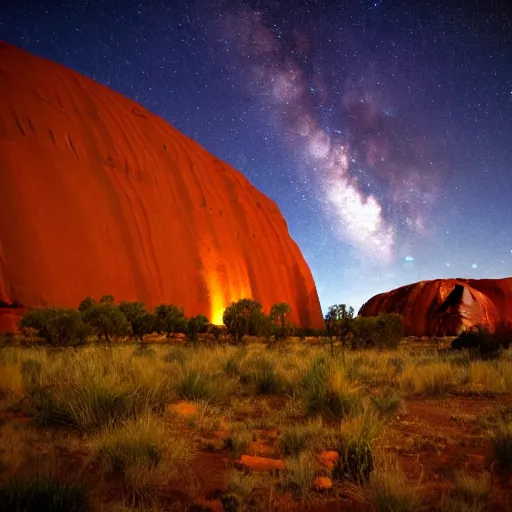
(1, 0, 511, 312)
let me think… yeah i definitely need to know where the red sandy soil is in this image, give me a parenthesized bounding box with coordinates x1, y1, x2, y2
(360, 278, 512, 336)
(0, 41, 323, 331)
(1, 395, 511, 510)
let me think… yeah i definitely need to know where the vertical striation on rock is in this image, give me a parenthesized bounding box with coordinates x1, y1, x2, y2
(359, 277, 512, 336)
(0, 42, 324, 331)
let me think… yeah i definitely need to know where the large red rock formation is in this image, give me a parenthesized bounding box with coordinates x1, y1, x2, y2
(359, 278, 512, 336)
(0, 42, 323, 331)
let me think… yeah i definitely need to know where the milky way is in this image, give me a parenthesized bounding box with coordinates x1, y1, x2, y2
(218, 6, 444, 263)
(1, 0, 511, 310)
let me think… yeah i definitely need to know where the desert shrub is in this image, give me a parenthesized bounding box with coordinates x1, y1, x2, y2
(98, 431, 162, 474)
(154, 304, 186, 338)
(467, 361, 509, 394)
(371, 389, 402, 416)
(19, 308, 91, 345)
(0, 475, 88, 512)
(490, 420, 512, 469)
(399, 361, 457, 397)
(82, 303, 130, 344)
(451, 324, 505, 357)
(351, 314, 403, 350)
(221, 348, 246, 377)
(334, 409, 382, 484)
(186, 401, 227, 433)
(365, 454, 420, 511)
(227, 470, 261, 510)
(334, 438, 373, 484)
(162, 346, 187, 365)
(96, 416, 192, 474)
(32, 350, 171, 432)
(174, 368, 211, 401)
(282, 451, 316, 498)
(223, 426, 253, 457)
(249, 355, 283, 395)
(298, 356, 363, 419)
(278, 417, 331, 456)
(95, 416, 194, 494)
(222, 299, 266, 342)
(175, 367, 236, 404)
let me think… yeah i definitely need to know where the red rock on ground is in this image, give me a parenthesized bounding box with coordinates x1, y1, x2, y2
(317, 450, 339, 470)
(0, 42, 324, 332)
(359, 277, 512, 336)
(169, 402, 198, 418)
(239, 455, 285, 472)
(312, 476, 333, 491)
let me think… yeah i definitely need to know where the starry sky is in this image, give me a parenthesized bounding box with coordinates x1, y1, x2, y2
(1, 0, 511, 313)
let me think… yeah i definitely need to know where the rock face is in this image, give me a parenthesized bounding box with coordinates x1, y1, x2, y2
(359, 278, 512, 336)
(0, 42, 323, 331)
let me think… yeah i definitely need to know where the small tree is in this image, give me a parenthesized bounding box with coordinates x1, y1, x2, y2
(222, 298, 263, 343)
(154, 304, 186, 338)
(269, 302, 292, 341)
(82, 303, 130, 348)
(258, 313, 279, 341)
(119, 301, 147, 324)
(324, 304, 354, 355)
(99, 294, 115, 304)
(78, 296, 97, 313)
(19, 307, 90, 345)
(351, 313, 403, 350)
(186, 314, 209, 342)
(131, 312, 156, 347)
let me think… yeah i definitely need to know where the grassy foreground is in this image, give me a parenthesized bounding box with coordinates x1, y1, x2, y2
(0, 337, 511, 511)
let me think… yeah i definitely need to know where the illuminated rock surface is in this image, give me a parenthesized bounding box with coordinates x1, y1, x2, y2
(0, 42, 323, 331)
(359, 278, 512, 336)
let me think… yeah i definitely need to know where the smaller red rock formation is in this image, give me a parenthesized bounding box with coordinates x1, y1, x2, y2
(359, 277, 512, 337)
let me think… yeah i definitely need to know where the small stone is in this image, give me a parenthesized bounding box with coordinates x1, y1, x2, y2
(317, 450, 339, 470)
(239, 455, 285, 472)
(313, 476, 333, 491)
(169, 401, 197, 417)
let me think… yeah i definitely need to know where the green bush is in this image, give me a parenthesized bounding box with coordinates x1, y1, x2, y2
(223, 427, 253, 457)
(298, 356, 362, 419)
(32, 353, 170, 432)
(19, 308, 91, 345)
(278, 417, 330, 456)
(282, 451, 316, 498)
(371, 390, 402, 416)
(250, 356, 282, 395)
(451, 324, 510, 357)
(351, 314, 403, 350)
(333, 438, 373, 484)
(175, 368, 235, 404)
(82, 303, 130, 344)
